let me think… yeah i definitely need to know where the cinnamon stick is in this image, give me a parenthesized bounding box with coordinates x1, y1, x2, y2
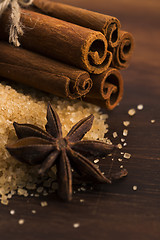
(84, 68, 123, 110)
(111, 31, 134, 69)
(33, 0, 121, 48)
(0, 8, 112, 74)
(0, 42, 93, 99)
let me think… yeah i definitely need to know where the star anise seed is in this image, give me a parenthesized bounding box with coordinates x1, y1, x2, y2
(6, 103, 127, 201)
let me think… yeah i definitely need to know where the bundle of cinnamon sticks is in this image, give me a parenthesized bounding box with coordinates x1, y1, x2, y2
(0, 0, 134, 110)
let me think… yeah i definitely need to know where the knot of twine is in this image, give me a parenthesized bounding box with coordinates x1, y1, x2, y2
(0, 0, 33, 46)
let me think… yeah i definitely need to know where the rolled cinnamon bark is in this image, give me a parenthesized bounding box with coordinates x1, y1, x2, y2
(0, 8, 112, 74)
(0, 42, 93, 99)
(111, 31, 134, 69)
(33, 0, 121, 48)
(85, 68, 123, 110)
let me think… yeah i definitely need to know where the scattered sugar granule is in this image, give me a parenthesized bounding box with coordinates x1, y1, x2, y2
(123, 121, 130, 127)
(80, 199, 84, 203)
(94, 164, 99, 169)
(120, 165, 124, 169)
(7, 193, 12, 199)
(117, 144, 123, 149)
(73, 223, 80, 228)
(113, 132, 118, 138)
(123, 143, 127, 146)
(17, 188, 28, 197)
(118, 158, 123, 162)
(151, 120, 155, 123)
(94, 159, 99, 164)
(124, 153, 131, 159)
(137, 104, 143, 110)
(10, 210, 15, 215)
(41, 201, 48, 207)
(132, 185, 138, 191)
(18, 219, 25, 225)
(121, 138, 125, 142)
(108, 153, 112, 157)
(32, 210, 36, 214)
(128, 109, 136, 116)
(80, 187, 86, 192)
(123, 129, 128, 137)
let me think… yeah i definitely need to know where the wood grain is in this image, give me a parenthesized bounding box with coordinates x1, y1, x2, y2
(0, 0, 160, 239)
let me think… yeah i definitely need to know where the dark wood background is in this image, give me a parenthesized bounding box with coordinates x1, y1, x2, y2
(0, 0, 160, 239)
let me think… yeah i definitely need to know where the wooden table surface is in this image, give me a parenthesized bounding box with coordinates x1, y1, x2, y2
(0, 0, 160, 239)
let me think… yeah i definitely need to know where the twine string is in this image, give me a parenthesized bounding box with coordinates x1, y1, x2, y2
(0, 0, 33, 46)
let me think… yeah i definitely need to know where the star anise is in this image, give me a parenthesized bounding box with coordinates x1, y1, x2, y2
(6, 103, 127, 201)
